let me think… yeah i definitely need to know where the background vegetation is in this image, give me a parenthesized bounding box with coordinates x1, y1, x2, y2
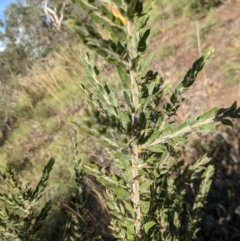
(0, 0, 240, 240)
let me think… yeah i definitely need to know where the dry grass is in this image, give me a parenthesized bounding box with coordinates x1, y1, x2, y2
(13, 43, 82, 106)
(0, 40, 87, 206)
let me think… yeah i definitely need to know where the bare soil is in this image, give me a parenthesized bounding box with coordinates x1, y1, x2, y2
(150, 2, 240, 119)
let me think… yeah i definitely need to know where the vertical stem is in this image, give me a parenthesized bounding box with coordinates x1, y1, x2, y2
(131, 143, 141, 240)
(127, 19, 141, 240)
(127, 21, 139, 110)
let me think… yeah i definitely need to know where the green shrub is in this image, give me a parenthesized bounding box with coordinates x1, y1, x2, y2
(1, 0, 239, 240)
(0, 159, 54, 241)
(67, 0, 240, 240)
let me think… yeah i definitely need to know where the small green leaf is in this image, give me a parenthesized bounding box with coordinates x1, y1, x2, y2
(127, 225, 135, 239)
(140, 179, 154, 194)
(222, 101, 237, 116)
(148, 82, 156, 95)
(147, 144, 166, 153)
(139, 52, 154, 74)
(34, 200, 52, 229)
(124, 202, 134, 215)
(32, 158, 54, 200)
(98, 176, 116, 189)
(199, 107, 218, 120)
(119, 203, 125, 215)
(173, 121, 187, 133)
(146, 130, 161, 145)
(99, 139, 113, 148)
(107, 202, 116, 212)
(143, 221, 156, 234)
(117, 66, 130, 89)
(137, 29, 150, 52)
(109, 92, 119, 107)
(118, 110, 130, 130)
(221, 118, 233, 127)
(198, 123, 214, 131)
(126, 2, 137, 20)
(139, 200, 151, 213)
(89, 11, 108, 26)
(123, 90, 132, 110)
(135, 2, 143, 16)
(146, 156, 155, 164)
(114, 186, 130, 199)
(112, 0, 122, 6)
(161, 124, 172, 135)
(105, 104, 117, 116)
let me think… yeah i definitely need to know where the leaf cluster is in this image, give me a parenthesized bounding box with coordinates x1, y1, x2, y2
(0, 159, 54, 241)
(59, 134, 105, 241)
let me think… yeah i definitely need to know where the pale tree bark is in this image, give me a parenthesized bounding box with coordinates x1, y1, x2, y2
(41, 0, 70, 31)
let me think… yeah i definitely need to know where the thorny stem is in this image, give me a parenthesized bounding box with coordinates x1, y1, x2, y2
(127, 18, 141, 240)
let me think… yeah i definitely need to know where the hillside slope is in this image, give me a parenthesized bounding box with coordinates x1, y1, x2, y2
(150, 2, 240, 119)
